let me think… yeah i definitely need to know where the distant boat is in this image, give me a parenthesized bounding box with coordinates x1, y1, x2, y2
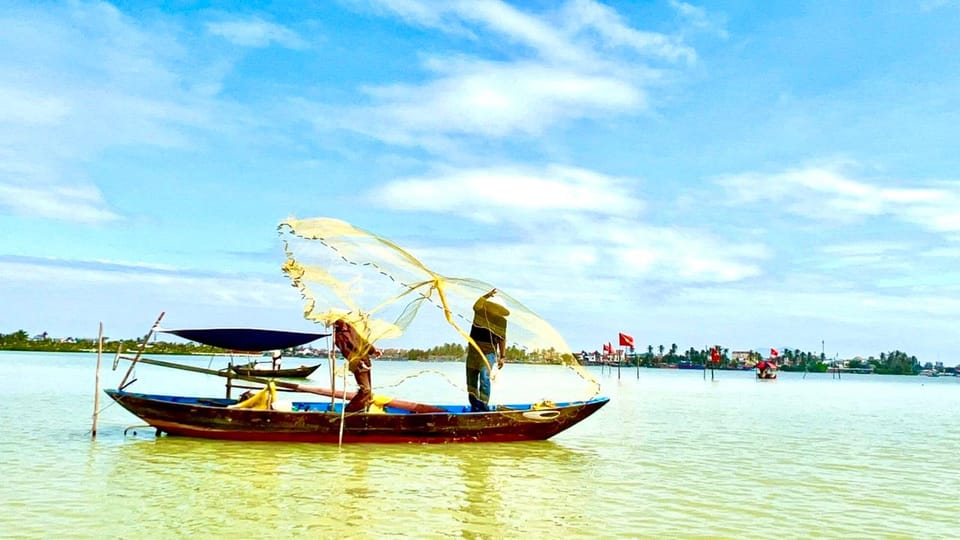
(161, 327, 328, 379)
(229, 363, 321, 379)
(677, 362, 704, 370)
(756, 360, 778, 380)
(919, 369, 940, 377)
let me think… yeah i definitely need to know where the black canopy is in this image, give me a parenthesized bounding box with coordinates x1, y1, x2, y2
(161, 328, 329, 352)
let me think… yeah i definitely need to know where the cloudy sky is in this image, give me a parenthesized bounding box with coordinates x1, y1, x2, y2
(1, 0, 959, 362)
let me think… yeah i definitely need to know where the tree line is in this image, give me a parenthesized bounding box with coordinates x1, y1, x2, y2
(610, 344, 924, 375)
(2, 330, 926, 373)
(0, 330, 222, 355)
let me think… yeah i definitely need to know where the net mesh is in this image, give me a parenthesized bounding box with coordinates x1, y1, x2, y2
(278, 216, 600, 404)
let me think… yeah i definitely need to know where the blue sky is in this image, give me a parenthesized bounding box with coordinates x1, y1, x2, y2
(2, 0, 959, 362)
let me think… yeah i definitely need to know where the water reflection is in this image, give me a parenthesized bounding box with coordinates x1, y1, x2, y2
(454, 447, 500, 539)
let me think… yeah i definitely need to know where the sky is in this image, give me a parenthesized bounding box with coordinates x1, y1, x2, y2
(1, 0, 959, 363)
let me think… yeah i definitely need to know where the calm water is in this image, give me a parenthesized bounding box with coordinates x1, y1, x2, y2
(2, 351, 958, 539)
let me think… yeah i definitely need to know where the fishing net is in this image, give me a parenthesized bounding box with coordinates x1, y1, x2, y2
(278, 217, 600, 405)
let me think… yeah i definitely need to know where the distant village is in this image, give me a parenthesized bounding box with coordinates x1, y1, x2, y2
(2, 330, 958, 376)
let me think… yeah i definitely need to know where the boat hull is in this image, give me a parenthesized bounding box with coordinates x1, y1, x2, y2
(105, 390, 609, 443)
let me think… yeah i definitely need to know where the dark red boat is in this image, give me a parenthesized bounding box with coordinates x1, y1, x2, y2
(104, 389, 609, 443)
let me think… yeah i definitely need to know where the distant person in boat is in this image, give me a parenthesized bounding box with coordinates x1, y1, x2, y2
(466, 288, 509, 412)
(271, 350, 283, 371)
(333, 319, 381, 413)
(757, 360, 776, 378)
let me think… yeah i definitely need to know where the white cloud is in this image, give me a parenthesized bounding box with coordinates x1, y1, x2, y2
(343, 59, 643, 145)
(668, 0, 728, 39)
(371, 164, 641, 218)
(0, 182, 119, 224)
(563, 0, 696, 62)
(206, 17, 308, 49)
(0, 1, 252, 224)
(370, 164, 766, 287)
(0, 87, 71, 125)
(717, 163, 960, 234)
(0, 256, 311, 338)
(317, 0, 693, 150)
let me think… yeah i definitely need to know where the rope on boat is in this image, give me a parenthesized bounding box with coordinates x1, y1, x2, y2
(373, 368, 467, 394)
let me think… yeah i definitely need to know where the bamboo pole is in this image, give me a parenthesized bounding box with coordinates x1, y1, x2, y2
(118, 311, 165, 389)
(328, 327, 336, 409)
(92, 322, 103, 438)
(338, 354, 348, 448)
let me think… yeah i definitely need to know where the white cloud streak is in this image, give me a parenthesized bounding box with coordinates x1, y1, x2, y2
(206, 17, 308, 49)
(372, 164, 641, 218)
(0, 182, 119, 224)
(717, 163, 960, 234)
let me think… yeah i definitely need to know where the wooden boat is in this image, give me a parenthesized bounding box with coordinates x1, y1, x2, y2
(104, 389, 609, 443)
(108, 323, 609, 444)
(229, 363, 321, 378)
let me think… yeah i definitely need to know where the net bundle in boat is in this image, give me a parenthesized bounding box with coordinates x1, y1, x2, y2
(278, 217, 600, 405)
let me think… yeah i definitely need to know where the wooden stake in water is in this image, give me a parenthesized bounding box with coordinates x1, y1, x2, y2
(92, 322, 103, 438)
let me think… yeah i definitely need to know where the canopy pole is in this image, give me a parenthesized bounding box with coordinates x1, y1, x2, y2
(118, 311, 165, 389)
(91, 322, 103, 438)
(225, 362, 233, 399)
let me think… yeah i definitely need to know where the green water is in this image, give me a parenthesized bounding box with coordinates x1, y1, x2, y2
(3, 352, 958, 538)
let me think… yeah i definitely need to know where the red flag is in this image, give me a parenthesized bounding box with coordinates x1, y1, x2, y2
(710, 347, 720, 363)
(770, 348, 779, 358)
(618, 332, 634, 348)
(602, 343, 613, 355)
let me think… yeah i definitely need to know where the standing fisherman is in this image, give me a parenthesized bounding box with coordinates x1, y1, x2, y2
(465, 289, 509, 412)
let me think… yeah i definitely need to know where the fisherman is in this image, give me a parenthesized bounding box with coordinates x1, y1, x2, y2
(271, 350, 283, 371)
(757, 360, 772, 378)
(333, 319, 381, 412)
(465, 288, 509, 412)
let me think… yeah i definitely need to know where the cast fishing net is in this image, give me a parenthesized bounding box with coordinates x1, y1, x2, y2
(278, 216, 600, 406)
